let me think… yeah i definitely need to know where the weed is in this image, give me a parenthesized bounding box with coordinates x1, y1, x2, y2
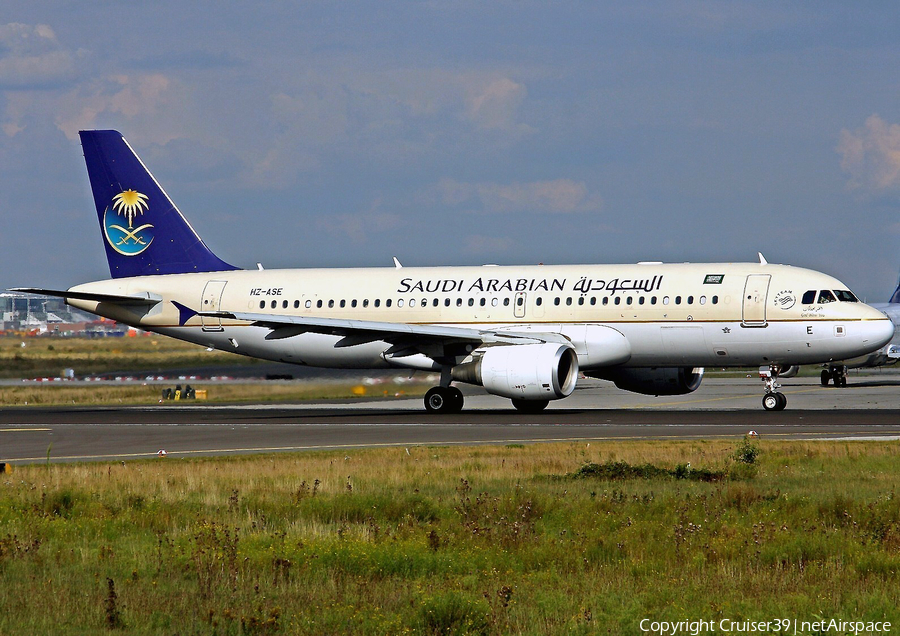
(733, 436, 761, 464)
(104, 577, 124, 629)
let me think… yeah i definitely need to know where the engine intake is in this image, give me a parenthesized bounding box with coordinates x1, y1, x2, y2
(588, 367, 704, 396)
(451, 343, 579, 400)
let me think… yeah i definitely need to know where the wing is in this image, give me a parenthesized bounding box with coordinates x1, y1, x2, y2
(203, 310, 566, 360)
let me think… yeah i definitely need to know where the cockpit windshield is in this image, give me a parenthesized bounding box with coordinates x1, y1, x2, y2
(802, 289, 859, 304)
(834, 290, 858, 302)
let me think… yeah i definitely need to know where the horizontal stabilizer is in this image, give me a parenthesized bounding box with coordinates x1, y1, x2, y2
(10, 288, 162, 306)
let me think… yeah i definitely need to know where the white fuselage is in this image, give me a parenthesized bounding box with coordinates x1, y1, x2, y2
(65, 262, 894, 373)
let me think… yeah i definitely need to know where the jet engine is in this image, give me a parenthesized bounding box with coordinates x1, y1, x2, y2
(587, 367, 704, 396)
(451, 343, 579, 400)
(775, 364, 800, 378)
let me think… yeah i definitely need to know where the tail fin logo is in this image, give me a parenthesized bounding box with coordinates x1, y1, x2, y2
(103, 189, 155, 256)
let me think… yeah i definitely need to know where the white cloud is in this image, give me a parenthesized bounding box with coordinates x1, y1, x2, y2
(438, 178, 602, 214)
(0, 22, 75, 88)
(317, 210, 402, 244)
(464, 234, 515, 255)
(837, 114, 900, 192)
(54, 74, 183, 141)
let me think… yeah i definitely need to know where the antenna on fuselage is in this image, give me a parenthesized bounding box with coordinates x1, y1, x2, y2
(757, 252, 768, 265)
(392, 257, 403, 269)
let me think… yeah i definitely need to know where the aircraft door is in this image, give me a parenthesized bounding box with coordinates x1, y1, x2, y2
(742, 274, 770, 327)
(514, 292, 526, 318)
(200, 280, 228, 331)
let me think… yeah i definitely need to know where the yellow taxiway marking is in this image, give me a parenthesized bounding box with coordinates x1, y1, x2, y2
(0, 428, 52, 432)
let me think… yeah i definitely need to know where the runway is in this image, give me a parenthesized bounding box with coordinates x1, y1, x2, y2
(2, 376, 899, 464)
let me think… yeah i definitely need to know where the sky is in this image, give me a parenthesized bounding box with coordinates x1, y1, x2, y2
(1, 1, 899, 301)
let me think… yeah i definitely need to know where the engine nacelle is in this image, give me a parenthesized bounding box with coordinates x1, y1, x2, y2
(775, 364, 800, 378)
(451, 343, 579, 400)
(588, 367, 704, 396)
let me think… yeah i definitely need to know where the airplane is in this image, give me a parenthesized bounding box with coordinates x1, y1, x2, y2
(12, 130, 895, 413)
(818, 275, 900, 386)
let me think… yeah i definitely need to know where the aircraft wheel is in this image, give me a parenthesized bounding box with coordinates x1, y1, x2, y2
(762, 393, 781, 411)
(820, 370, 830, 386)
(839, 376, 848, 387)
(448, 387, 464, 413)
(425, 387, 462, 413)
(511, 398, 549, 413)
(775, 392, 787, 410)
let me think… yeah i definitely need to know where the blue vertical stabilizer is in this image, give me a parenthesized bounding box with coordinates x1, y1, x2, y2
(80, 130, 238, 278)
(890, 272, 900, 304)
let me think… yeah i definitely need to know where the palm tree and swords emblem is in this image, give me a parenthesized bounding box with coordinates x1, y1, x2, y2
(103, 189, 154, 255)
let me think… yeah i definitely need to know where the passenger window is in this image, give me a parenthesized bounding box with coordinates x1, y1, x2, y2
(305, 300, 312, 309)
(675, 296, 682, 305)
(363, 299, 369, 308)
(456, 298, 462, 307)
(578, 297, 585, 305)
(317, 300, 323, 308)
(351, 299, 357, 308)
(687, 296, 693, 305)
(663, 296, 669, 305)
(398, 299, 404, 308)
(626, 297, 633, 305)
(516, 297, 522, 306)
(699, 296, 706, 305)
(386, 299, 392, 307)
(536, 297, 543, 306)
(651, 297, 657, 305)
(259, 301, 265, 309)
(433, 299, 439, 307)
(712, 296, 718, 304)
(340, 300, 346, 308)
(818, 290, 836, 304)
(409, 299, 415, 307)
(554, 297, 561, 306)
(566, 297, 572, 306)
(802, 290, 816, 304)
(602, 297, 608, 306)
(468, 298, 474, 307)
(294, 300, 300, 309)
(492, 298, 498, 307)
(444, 298, 450, 307)
(271, 300, 277, 309)
(328, 300, 334, 308)
(590, 297, 596, 306)
(282, 300, 288, 309)
(638, 297, 645, 305)
(480, 298, 486, 307)
(374, 299, 380, 307)
(614, 297, 621, 306)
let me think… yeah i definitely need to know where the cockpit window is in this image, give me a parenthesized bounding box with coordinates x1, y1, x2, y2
(802, 290, 816, 304)
(834, 290, 858, 302)
(818, 290, 837, 304)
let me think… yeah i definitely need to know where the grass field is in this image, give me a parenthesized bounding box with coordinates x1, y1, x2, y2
(0, 335, 261, 379)
(2, 439, 899, 634)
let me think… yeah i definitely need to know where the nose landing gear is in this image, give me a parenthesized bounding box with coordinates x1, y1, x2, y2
(759, 365, 787, 411)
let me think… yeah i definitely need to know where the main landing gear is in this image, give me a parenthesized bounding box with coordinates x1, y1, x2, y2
(820, 365, 848, 387)
(424, 386, 464, 414)
(759, 364, 787, 411)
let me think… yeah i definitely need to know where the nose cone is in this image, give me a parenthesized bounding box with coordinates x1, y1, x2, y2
(864, 310, 895, 351)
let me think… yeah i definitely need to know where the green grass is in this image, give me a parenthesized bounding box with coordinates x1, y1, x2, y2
(1, 439, 899, 634)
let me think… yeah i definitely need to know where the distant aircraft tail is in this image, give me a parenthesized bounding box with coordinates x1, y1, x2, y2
(79, 130, 237, 279)
(891, 270, 900, 304)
